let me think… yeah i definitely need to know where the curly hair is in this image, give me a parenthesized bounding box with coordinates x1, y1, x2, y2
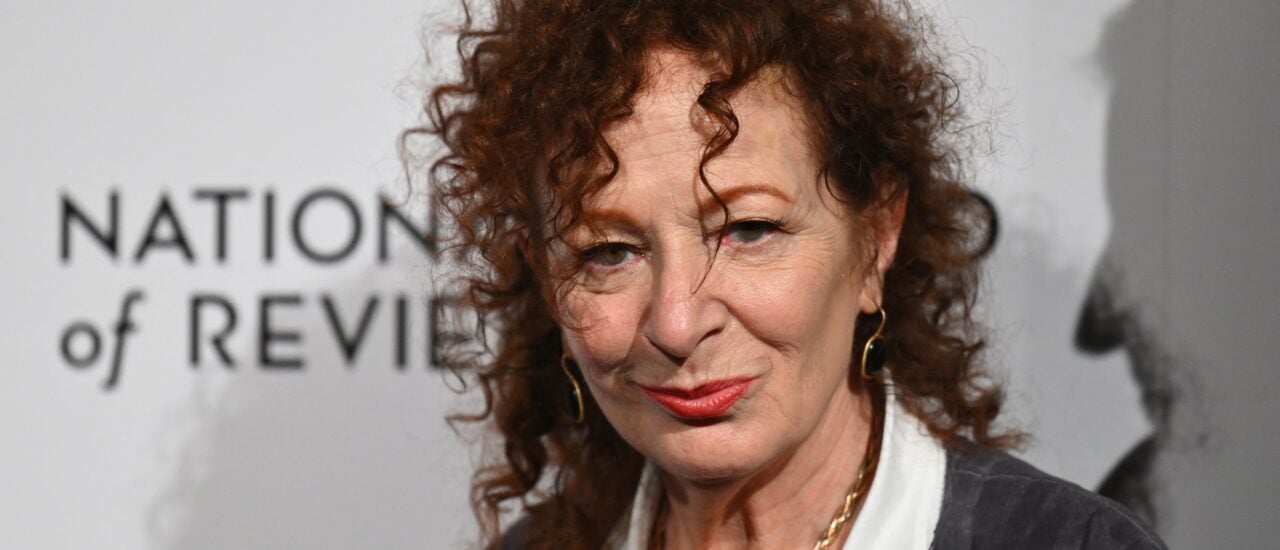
(403, 0, 1015, 547)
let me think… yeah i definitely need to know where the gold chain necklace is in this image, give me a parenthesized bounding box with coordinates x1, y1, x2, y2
(649, 390, 884, 550)
(812, 418, 881, 550)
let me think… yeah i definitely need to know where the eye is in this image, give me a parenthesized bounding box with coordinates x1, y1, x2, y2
(724, 219, 781, 245)
(581, 242, 636, 267)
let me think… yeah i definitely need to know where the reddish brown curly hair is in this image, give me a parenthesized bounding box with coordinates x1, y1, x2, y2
(403, 0, 1015, 547)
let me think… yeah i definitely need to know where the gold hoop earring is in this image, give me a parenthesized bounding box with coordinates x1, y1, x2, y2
(560, 354, 586, 424)
(860, 308, 888, 379)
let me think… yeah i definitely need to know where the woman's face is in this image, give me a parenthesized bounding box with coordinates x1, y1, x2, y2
(557, 52, 894, 482)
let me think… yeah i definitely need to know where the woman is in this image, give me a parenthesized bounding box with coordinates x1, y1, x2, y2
(408, 0, 1166, 548)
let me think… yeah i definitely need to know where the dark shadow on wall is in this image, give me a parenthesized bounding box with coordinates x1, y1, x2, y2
(1077, 0, 1205, 530)
(143, 267, 475, 550)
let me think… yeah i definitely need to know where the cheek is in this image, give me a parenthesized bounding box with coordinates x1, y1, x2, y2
(561, 286, 647, 373)
(719, 252, 866, 419)
(724, 254, 863, 354)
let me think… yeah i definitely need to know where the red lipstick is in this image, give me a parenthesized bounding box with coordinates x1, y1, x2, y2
(638, 377, 755, 420)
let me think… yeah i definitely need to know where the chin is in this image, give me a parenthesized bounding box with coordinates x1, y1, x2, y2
(644, 418, 779, 483)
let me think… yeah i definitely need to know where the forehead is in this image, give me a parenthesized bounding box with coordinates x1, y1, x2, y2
(590, 50, 826, 210)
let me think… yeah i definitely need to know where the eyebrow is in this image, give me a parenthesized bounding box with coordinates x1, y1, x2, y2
(574, 207, 643, 233)
(697, 184, 795, 219)
(572, 183, 795, 232)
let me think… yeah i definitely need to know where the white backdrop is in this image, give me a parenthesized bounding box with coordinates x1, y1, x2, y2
(3, 1, 1276, 548)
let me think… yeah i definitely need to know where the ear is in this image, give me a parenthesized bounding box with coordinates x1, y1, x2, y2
(858, 172, 908, 314)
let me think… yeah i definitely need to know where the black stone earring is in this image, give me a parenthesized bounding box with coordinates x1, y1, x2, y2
(560, 354, 586, 424)
(860, 308, 888, 379)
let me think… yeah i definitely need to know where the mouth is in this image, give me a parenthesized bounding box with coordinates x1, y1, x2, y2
(637, 377, 756, 420)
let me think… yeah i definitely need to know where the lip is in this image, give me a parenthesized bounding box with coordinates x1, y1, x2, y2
(637, 377, 756, 420)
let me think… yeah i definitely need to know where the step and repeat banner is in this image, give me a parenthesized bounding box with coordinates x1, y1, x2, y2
(3, 1, 1275, 548)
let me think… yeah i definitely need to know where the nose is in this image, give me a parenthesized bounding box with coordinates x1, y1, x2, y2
(642, 253, 728, 361)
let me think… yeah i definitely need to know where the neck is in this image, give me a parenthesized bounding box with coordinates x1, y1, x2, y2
(656, 384, 875, 550)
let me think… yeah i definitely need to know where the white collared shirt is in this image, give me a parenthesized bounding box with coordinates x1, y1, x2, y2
(611, 396, 948, 549)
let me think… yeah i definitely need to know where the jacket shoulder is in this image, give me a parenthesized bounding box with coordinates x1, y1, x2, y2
(931, 442, 1167, 550)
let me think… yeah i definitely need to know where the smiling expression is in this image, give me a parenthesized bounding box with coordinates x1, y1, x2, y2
(555, 52, 888, 482)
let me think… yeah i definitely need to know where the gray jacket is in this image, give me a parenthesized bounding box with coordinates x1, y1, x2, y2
(930, 442, 1165, 549)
